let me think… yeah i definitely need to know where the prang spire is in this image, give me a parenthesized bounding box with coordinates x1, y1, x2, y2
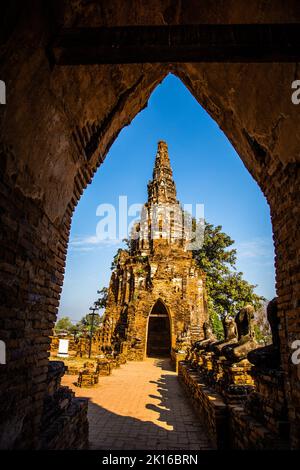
(147, 141, 177, 205)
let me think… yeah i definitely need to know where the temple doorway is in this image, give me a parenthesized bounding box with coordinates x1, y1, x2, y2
(146, 300, 171, 357)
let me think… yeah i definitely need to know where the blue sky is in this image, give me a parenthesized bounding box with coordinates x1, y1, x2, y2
(58, 74, 276, 322)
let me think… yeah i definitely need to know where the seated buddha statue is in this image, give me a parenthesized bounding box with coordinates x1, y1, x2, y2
(209, 316, 238, 355)
(175, 326, 191, 353)
(222, 305, 257, 362)
(247, 298, 280, 369)
(191, 321, 216, 354)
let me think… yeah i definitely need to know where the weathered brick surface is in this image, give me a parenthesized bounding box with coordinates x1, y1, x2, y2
(228, 405, 289, 450)
(246, 369, 289, 437)
(40, 361, 89, 449)
(0, 152, 63, 448)
(179, 362, 228, 449)
(0, 1, 299, 449)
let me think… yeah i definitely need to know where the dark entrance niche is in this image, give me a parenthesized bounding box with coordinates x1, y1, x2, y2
(146, 300, 171, 357)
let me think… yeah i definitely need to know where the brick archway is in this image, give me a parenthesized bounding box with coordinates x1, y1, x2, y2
(146, 299, 172, 357)
(0, 1, 299, 449)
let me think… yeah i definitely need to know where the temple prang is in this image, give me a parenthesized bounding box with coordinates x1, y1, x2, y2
(95, 141, 208, 361)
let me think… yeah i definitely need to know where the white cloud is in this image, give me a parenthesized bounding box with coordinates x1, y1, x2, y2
(234, 237, 274, 260)
(69, 235, 122, 252)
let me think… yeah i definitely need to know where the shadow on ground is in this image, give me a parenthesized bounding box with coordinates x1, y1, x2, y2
(78, 358, 211, 450)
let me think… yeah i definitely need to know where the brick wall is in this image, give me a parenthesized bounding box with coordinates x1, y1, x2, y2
(0, 1, 299, 449)
(179, 362, 228, 449)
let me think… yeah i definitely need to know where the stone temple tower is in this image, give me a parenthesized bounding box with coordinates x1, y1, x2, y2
(96, 141, 208, 360)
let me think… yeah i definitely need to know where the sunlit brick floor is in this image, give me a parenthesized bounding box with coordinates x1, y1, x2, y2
(62, 357, 212, 450)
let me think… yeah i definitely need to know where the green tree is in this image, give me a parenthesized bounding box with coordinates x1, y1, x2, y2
(54, 316, 74, 334)
(96, 287, 109, 309)
(110, 239, 131, 270)
(209, 300, 224, 340)
(209, 271, 264, 318)
(111, 248, 123, 270)
(193, 222, 237, 281)
(77, 313, 102, 334)
(193, 221, 265, 338)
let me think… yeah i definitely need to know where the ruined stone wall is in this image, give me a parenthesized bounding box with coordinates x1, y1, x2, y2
(0, 0, 299, 449)
(0, 147, 63, 448)
(127, 268, 206, 356)
(40, 361, 88, 450)
(97, 241, 207, 359)
(262, 164, 300, 448)
(179, 362, 228, 449)
(227, 405, 287, 450)
(179, 361, 289, 449)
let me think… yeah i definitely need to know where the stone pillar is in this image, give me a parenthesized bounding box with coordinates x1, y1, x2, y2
(266, 163, 300, 448)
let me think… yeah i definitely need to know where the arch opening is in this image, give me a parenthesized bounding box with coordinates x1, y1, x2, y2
(2, 4, 299, 447)
(146, 300, 171, 358)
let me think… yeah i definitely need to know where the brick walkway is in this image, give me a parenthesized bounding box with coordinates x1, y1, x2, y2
(62, 357, 211, 450)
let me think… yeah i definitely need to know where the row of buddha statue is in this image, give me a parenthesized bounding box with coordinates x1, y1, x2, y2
(186, 299, 281, 399)
(182, 298, 289, 446)
(190, 298, 279, 365)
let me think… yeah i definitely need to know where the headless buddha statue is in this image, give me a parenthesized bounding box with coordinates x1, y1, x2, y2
(247, 298, 280, 369)
(209, 316, 238, 355)
(175, 326, 191, 353)
(191, 321, 216, 354)
(222, 305, 257, 362)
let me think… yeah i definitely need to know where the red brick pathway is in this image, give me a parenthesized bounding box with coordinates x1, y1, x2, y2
(62, 357, 211, 450)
